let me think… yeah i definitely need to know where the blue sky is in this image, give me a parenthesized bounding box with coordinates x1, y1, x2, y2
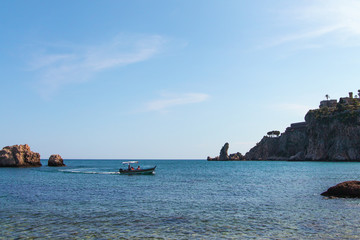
(1, 0, 360, 159)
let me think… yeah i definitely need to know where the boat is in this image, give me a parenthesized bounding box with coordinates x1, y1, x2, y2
(119, 161, 156, 175)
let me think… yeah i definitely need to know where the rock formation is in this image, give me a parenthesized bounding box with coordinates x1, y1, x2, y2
(207, 142, 245, 161)
(0, 144, 41, 167)
(321, 181, 360, 198)
(244, 92, 360, 161)
(48, 154, 65, 167)
(219, 142, 229, 160)
(304, 107, 360, 161)
(245, 122, 308, 160)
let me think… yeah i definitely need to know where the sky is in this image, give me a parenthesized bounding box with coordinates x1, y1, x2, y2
(1, 0, 360, 159)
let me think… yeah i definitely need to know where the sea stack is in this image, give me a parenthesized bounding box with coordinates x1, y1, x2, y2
(48, 154, 65, 167)
(208, 142, 245, 161)
(0, 144, 41, 167)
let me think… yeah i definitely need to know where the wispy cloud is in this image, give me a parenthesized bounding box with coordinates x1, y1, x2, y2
(269, 103, 311, 117)
(145, 92, 209, 112)
(268, 0, 360, 48)
(27, 34, 166, 97)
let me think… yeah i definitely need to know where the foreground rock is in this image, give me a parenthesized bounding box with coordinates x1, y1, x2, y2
(208, 143, 245, 161)
(48, 154, 65, 167)
(0, 144, 41, 167)
(321, 181, 360, 198)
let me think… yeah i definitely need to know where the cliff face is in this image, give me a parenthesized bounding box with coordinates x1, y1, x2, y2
(245, 103, 360, 161)
(245, 126, 307, 160)
(245, 137, 280, 160)
(304, 108, 360, 161)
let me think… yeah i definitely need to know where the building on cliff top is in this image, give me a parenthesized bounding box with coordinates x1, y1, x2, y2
(320, 91, 360, 108)
(340, 92, 360, 106)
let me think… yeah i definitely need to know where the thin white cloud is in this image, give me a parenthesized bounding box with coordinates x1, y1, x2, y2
(146, 93, 209, 112)
(27, 34, 166, 97)
(268, 0, 360, 48)
(270, 103, 311, 117)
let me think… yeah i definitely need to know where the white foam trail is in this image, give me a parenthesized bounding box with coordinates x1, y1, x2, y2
(59, 168, 119, 175)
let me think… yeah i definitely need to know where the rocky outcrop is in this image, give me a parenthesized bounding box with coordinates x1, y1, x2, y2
(229, 152, 245, 160)
(207, 143, 245, 161)
(219, 142, 229, 160)
(209, 91, 360, 161)
(321, 181, 360, 198)
(245, 124, 308, 160)
(244, 97, 360, 161)
(304, 108, 360, 161)
(48, 154, 65, 167)
(0, 144, 41, 167)
(245, 137, 280, 160)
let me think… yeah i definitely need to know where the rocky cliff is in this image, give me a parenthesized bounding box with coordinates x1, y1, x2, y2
(0, 144, 41, 167)
(245, 123, 308, 160)
(304, 107, 360, 160)
(245, 99, 360, 161)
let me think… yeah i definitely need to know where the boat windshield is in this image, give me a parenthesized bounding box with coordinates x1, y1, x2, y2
(122, 161, 138, 164)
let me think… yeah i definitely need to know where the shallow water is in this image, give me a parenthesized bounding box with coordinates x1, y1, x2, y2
(1, 160, 360, 239)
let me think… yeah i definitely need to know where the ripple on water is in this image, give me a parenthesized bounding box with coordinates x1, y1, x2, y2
(2, 160, 360, 239)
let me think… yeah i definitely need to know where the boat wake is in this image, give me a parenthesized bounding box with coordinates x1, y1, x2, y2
(59, 168, 119, 175)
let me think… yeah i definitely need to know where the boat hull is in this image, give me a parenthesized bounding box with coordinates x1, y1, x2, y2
(119, 166, 156, 175)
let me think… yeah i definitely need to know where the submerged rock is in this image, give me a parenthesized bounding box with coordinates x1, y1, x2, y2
(0, 144, 41, 167)
(48, 154, 65, 167)
(321, 181, 360, 198)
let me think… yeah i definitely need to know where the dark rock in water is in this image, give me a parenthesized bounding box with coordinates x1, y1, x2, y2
(208, 142, 245, 161)
(48, 154, 65, 167)
(321, 181, 360, 198)
(0, 144, 41, 167)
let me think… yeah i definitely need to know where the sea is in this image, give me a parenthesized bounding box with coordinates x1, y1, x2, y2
(1, 160, 360, 239)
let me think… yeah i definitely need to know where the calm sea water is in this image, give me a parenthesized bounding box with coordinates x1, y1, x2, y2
(1, 160, 360, 239)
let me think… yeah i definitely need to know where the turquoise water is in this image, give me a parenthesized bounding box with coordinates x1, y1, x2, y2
(1, 160, 360, 239)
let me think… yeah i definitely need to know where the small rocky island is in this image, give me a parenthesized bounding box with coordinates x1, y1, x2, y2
(209, 90, 360, 161)
(0, 144, 41, 167)
(48, 154, 66, 167)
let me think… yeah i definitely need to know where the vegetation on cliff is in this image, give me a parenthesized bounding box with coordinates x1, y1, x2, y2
(306, 100, 360, 125)
(210, 90, 360, 161)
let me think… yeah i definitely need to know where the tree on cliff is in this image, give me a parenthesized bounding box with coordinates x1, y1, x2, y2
(267, 130, 280, 138)
(325, 94, 330, 100)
